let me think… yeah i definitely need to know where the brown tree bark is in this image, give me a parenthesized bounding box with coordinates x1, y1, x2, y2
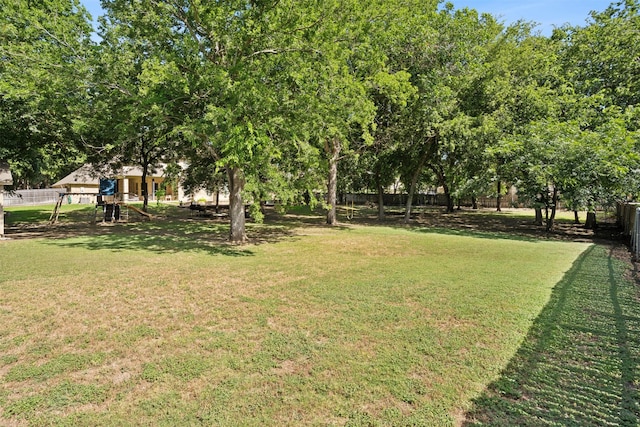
(227, 166, 247, 243)
(534, 207, 543, 226)
(377, 181, 385, 221)
(546, 187, 558, 231)
(496, 180, 502, 212)
(585, 211, 597, 229)
(325, 138, 340, 226)
(141, 166, 149, 212)
(403, 174, 419, 223)
(443, 183, 454, 213)
(405, 148, 430, 223)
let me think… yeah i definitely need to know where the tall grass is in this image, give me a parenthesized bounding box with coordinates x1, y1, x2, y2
(0, 214, 591, 425)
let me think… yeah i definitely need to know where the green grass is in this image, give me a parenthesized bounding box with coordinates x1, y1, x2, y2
(464, 244, 640, 426)
(0, 205, 631, 425)
(4, 203, 95, 224)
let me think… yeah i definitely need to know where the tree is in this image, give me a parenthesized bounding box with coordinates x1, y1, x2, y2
(498, 116, 639, 231)
(363, 71, 416, 220)
(290, 0, 414, 226)
(516, 1, 640, 228)
(102, 0, 342, 241)
(558, 1, 640, 118)
(0, 0, 93, 187)
(394, 6, 502, 220)
(81, 17, 189, 211)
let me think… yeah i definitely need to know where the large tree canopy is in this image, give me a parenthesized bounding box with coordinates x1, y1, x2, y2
(3, 0, 639, 238)
(0, 0, 93, 186)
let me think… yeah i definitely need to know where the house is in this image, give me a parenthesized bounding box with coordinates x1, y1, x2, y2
(51, 164, 101, 203)
(52, 163, 225, 204)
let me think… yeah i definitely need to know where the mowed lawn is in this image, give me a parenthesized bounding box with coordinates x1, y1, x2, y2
(0, 211, 599, 425)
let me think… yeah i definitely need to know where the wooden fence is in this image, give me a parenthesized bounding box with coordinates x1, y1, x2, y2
(617, 203, 640, 235)
(617, 202, 640, 258)
(341, 193, 516, 209)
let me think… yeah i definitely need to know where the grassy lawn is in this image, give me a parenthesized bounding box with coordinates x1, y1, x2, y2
(0, 205, 634, 425)
(465, 244, 640, 426)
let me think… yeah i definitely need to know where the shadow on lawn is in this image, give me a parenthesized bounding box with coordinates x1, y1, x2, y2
(43, 224, 251, 257)
(38, 218, 296, 256)
(464, 244, 640, 426)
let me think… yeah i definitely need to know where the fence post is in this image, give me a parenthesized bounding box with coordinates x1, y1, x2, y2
(633, 208, 640, 259)
(0, 185, 4, 238)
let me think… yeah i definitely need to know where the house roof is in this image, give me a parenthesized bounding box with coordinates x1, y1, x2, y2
(0, 161, 13, 186)
(52, 164, 101, 188)
(119, 165, 166, 178)
(51, 164, 167, 188)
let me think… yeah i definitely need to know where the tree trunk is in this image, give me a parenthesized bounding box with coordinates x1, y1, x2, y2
(585, 211, 597, 229)
(472, 196, 478, 210)
(546, 188, 558, 232)
(573, 210, 580, 224)
(227, 166, 247, 243)
(496, 180, 502, 212)
(404, 178, 418, 223)
(377, 181, 385, 221)
(140, 141, 150, 212)
(444, 185, 454, 213)
(325, 138, 340, 226)
(141, 168, 148, 212)
(534, 207, 543, 226)
(404, 149, 430, 223)
(0, 204, 5, 239)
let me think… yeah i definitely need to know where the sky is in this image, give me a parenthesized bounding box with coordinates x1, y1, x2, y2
(81, 0, 614, 36)
(462, 0, 613, 34)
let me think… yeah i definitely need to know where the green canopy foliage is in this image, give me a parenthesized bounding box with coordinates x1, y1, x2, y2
(0, 0, 93, 186)
(2, 0, 639, 235)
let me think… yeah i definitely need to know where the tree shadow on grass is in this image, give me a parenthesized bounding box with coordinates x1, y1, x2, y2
(37, 218, 296, 257)
(41, 223, 252, 257)
(7, 205, 344, 256)
(409, 224, 544, 244)
(463, 244, 640, 426)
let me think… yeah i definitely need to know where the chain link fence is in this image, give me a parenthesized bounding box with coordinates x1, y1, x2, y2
(3, 189, 65, 206)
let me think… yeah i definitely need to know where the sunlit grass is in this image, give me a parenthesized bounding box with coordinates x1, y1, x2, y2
(465, 244, 640, 426)
(0, 210, 592, 426)
(4, 203, 95, 224)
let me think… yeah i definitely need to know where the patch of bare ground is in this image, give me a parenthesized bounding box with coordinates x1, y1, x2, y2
(369, 207, 622, 242)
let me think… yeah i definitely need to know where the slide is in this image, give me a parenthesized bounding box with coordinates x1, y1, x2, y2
(123, 204, 153, 220)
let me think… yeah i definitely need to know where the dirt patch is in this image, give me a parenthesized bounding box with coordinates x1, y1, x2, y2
(370, 207, 623, 242)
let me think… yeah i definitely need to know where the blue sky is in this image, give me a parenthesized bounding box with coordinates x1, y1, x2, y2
(462, 0, 613, 34)
(81, 0, 613, 36)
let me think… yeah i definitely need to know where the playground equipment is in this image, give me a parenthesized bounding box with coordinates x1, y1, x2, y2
(49, 177, 153, 225)
(345, 198, 355, 220)
(50, 192, 99, 224)
(94, 178, 150, 222)
(123, 203, 153, 220)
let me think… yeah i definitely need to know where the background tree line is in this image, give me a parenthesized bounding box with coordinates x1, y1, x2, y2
(2, 0, 639, 240)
